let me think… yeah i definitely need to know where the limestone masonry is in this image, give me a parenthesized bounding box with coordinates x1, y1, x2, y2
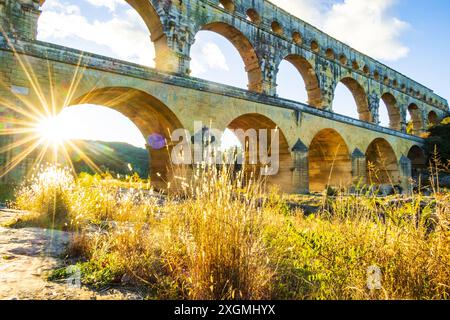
(0, 0, 448, 193)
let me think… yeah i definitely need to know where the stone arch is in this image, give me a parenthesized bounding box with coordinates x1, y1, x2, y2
(381, 92, 401, 130)
(39, 0, 167, 68)
(292, 31, 302, 44)
(310, 40, 320, 53)
(428, 111, 439, 126)
(71, 87, 184, 189)
(308, 129, 352, 192)
(407, 145, 427, 179)
(218, 0, 235, 12)
(246, 8, 261, 25)
(366, 138, 400, 185)
(195, 22, 263, 92)
(277, 54, 323, 108)
(271, 21, 284, 35)
(334, 77, 371, 122)
(226, 113, 293, 192)
(326, 48, 335, 60)
(407, 103, 424, 135)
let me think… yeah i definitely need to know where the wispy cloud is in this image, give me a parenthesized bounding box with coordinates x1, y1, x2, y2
(84, 0, 124, 12)
(191, 42, 230, 76)
(272, 0, 409, 61)
(38, 0, 154, 66)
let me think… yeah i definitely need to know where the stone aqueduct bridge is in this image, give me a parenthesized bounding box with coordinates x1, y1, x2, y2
(0, 0, 449, 193)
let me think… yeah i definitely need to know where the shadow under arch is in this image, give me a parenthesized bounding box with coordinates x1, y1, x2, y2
(308, 128, 352, 192)
(366, 138, 400, 185)
(71, 87, 184, 189)
(381, 92, 401, 130)
(407, 145, 427, 179)
(195, 22, 263, 92)
(428, 111, 439, 126)
(277, 54, 323, 108)
(334, 77, 371, 122)
(408, 103, 424, 135)
(226, 113, 293, 192)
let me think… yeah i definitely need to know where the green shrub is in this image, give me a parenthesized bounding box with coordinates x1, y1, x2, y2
(425, 120, 450, 164)
(0, 183, 16, 204)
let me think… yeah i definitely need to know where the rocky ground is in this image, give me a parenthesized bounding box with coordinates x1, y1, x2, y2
(0, 209, 143, 300)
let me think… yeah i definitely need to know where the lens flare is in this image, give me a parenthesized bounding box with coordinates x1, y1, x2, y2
(35, 115, 67, 146)
(0, 33, 105, 178)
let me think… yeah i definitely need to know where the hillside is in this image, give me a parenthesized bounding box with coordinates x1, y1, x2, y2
(67, 140, 149, 177)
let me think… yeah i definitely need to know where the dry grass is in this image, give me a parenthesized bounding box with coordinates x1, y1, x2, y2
(9, 163, 450, 300)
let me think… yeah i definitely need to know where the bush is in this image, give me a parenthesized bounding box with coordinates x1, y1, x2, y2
(0, 183, 16, 205)
(12, 165, 73, 229)
(425, 120, 450, 164)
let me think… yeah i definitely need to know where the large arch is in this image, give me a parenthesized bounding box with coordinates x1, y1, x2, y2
(71, 87, 184, 189)
(381, 93, 401, 130)
(226, 113, 292, 192)
(277, 54, 323, 108)
(195, 22, 263, 92)
(407, 145, 427, 179)
(366, 138, 400, 185)
(334, 77, 371, 122)
(308, 129, 352, 192)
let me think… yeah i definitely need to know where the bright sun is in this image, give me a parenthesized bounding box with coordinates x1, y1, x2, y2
(36, 115, 67, 145)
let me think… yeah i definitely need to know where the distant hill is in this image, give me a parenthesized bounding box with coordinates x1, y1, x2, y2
(67, 140, 149, 177)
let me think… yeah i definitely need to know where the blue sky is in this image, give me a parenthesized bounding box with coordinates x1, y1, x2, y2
(37, 0, 449, 148)
(387, 0, 450, 99)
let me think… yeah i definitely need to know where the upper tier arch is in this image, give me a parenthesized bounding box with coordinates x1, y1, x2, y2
(277, 54, 323, 108)
(194, 22, 263, 93)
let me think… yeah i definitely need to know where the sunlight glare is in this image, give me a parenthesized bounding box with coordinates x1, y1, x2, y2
(36, 114, 67, 145)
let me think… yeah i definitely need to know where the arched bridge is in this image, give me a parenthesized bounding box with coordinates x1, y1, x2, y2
(0, 0, 448, 193)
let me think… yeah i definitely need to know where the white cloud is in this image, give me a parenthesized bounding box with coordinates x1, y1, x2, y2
(84, 0, 124, 12)
(202, 43, 230, 71)
(269, 0, 332, 26)
(272, 0, 409, 61)
(43, 0, 80, 14)
(38, 0, 154, 66)
(190, 59, 206, 76)
(191, 42, 229, 76)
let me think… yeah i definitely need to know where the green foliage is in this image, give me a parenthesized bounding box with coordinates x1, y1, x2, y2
(406, 120, 414, 135)
(48, 258, 123, 289)
(0, 183, 16, 204)
(425, 120, 450, 163)
(66, 140, 149, 177)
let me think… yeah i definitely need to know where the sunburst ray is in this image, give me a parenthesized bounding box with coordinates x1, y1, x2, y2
(0, 31, 110, 181)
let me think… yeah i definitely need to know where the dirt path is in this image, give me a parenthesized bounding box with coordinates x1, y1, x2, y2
(0, 209, 142, 300)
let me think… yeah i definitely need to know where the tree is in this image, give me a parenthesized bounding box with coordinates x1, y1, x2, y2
(424, 117, 450, 164)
